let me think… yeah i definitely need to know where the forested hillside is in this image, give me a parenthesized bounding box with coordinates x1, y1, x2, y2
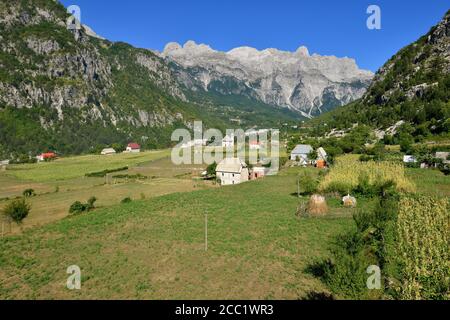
(0, 0, 300, 159)
(308, 10, 450, 143)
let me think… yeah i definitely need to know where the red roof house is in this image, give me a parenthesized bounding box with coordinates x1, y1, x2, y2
(126, 143, 141, 153)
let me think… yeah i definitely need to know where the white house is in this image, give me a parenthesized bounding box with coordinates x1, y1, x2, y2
(317, 147, 327, 161)
(126, 143, 141, 153)
(222, 134, 234, 148)
(0, 160, 9, 166)
(216, 158, 249, 186)
(290, 144, 313, 164)
(403, 155, 417, 164)
(101, 148, 116, 156)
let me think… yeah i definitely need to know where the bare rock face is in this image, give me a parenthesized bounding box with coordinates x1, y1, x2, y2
(160, 41, 374, 117)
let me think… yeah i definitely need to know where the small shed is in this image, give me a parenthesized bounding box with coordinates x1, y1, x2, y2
(101, 148, 116, 155)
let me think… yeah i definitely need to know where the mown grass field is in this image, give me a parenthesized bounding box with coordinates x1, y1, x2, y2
(0, 152, 448, 299)
(5, 150, 171, 182)
(0, 165, 357, 299)
(0, 151, 214, 234)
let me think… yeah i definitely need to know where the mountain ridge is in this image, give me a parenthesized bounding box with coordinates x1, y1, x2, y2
(159, 40, 374, 117)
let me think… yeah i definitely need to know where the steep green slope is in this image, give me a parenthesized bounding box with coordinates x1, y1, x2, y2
(0, 0, 300, 159)
(308, 10, 450, 140)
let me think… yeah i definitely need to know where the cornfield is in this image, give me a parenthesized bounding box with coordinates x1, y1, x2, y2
(319, 155, 416, 193)
(393, 196, 449, 300)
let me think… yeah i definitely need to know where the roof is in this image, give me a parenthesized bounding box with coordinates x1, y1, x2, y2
(317, 147, 327, 158)
(291, 144, 313, 155)
(216, 158, 247, 174)
(127, 143, 141, 149)
(41, 152, 56, 157)
(102, 148, 116, 153)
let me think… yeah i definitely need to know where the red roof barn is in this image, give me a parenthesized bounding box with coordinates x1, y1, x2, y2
(126, 143, 141, 153)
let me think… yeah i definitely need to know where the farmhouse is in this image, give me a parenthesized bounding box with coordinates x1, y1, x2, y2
(216, 158, 249, 186)
(101, 148, 116, 155)
(126, 143, 141, 153)
(290, 144, 313, 164)
(36, 152, 56, 162)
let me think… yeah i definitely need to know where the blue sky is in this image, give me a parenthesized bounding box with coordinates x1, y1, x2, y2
(60, 0, 449, 72)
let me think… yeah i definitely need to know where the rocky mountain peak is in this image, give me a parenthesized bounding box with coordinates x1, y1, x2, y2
(160, 41, 374, 117)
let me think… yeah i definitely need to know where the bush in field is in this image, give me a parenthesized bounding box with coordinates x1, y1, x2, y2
(22, 188, 36, 197)
(389, 196, 449, 300)
(121, 197, 132, 204)
(319, 155, 415, 195)
(3, 198, 30, 224)
(87, 197, 97, 210)
(69, 197, 97, 215)
(297, 171, 319, 195)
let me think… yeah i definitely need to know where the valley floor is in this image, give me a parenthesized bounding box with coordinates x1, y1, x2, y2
(0, 153, 448, 299)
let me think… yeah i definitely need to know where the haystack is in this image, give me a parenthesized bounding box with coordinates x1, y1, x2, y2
(342, 194, 357, 208)
(307, 195, 328, 216)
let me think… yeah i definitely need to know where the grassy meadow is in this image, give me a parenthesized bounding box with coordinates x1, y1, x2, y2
(0, 167, 355, 299)
(0, 151, 448, 299)
(0, 151, 214, 234)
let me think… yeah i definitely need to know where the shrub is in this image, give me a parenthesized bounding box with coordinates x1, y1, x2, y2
(69, 201, 87, 215)
(121, 197, 132, 204)
(85, 167, 128, 178)
(3, 198, 30, 224)
(69, 197, 97, 215)
(87, 197, 97, 210)
(297, 171, 319, 195)
(22, 188, 36, 197)
(206, 162, 217, 177)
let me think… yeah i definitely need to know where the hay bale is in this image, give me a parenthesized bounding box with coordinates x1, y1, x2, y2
(307, 194, 328, 216)
(342, 194, 357, 208)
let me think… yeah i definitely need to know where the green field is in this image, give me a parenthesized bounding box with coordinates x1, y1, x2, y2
(5, 150, 171, 182)
(0, 151, 214, 234)
(0, 168, 355, 299)
(0, 152, 448, 299)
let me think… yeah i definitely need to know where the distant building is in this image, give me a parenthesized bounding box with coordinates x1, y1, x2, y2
(317, 147, 327, 161)
(435, 152, 450, 164)
(0, 160, 9, 166)
(216, 158, 249, 186)
(126, 143, 141, 153)
(290, 144, 313, 164)
(403, 155, 417, 164)
(36, 152, 56, 162)
(250, 166, 269, 180)
(249, 141, 261, 150)
(222, 134, 234, 148)
(101, 148, 116, 155)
